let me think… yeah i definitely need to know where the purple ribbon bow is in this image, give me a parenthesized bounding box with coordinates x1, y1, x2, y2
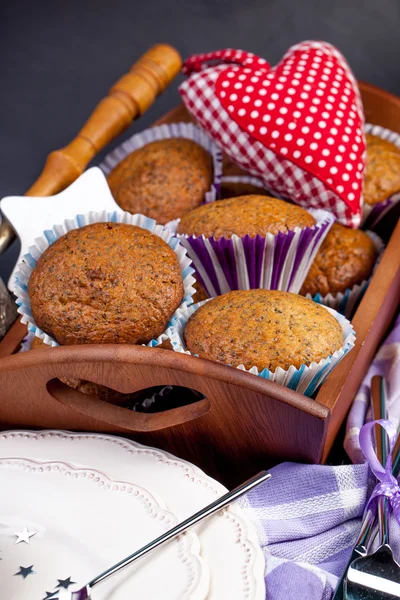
(360, 418, 400, 522)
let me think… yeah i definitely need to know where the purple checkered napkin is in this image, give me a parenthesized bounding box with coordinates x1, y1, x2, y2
(236, 314, 400, 600)
(345, 313, 400, 464)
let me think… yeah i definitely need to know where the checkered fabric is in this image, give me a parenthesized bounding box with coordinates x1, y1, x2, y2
(180, 42, 365, 228)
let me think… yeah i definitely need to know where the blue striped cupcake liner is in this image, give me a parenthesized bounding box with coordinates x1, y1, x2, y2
(99, 121, 223, 205)
(304, 230, 384, 319)
(166, 299, 356, 398)
(362, 123, 400, 230)
(14, 210, 196, 348)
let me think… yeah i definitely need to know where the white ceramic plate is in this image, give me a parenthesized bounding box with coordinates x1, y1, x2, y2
(0, 457, 209, 600)
(0, 430, 266, 599)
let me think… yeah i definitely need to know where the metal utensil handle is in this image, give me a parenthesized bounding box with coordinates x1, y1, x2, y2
(332, 378, 398, 600)
(371, 375, 390, 547)
(88, 470, 271, 592)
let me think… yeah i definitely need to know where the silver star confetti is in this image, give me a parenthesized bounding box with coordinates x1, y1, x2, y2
(14, 526, 37, 544)
(56, 576, 76, 589)
(14, 565, 35, 579)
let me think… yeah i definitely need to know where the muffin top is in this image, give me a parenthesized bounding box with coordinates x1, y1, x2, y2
(107, 138, 213, 224)
(177, 195, 315, 238)
(300, 223, 377, 297)
(364, 133, 400, 206)
(29, 222, 184, 346)
(184, 290, 343, 371)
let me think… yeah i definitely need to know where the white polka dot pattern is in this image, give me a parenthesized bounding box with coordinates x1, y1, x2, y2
(180, 43, 365, 227)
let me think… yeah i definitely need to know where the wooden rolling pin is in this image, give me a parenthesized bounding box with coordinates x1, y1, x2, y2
(0, 43, 182, 254)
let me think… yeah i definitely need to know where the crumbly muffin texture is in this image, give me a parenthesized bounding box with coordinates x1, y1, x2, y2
(29, 222, 184, 346)
(107, 138, 213, 224)
(177, 195, 316, 238)
(300, 223, 377, 296)
(364, 133, 400, 206)
(192, 279, 209, 303)
(184, 290, 343, 372)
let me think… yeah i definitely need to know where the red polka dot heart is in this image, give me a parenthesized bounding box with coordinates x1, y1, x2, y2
(180, 42, 366, 227)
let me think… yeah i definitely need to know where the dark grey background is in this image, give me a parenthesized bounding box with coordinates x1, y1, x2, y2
(1, 0, 400, 280)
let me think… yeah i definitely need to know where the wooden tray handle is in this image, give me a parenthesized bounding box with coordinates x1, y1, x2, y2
(48, 379, 211, 433)
(0, 344, 327, 435)
(0, 44, 182, 253)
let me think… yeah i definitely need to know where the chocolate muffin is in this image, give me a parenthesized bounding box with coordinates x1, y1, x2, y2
(364, 133, 400, 205)
(107, 138, 213, 224)
(184, 290, 343, 371)
(300, 223, 377, 297)
(29, 222, 183, 346)
(177, 195, 315, 238)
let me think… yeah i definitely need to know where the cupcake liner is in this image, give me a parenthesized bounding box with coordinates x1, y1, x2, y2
(166, 300, 356, 398)
(14, 210, 196, 349)
(18, 331, 35, 353)
(99, 122, 223, 204)
(168, 208, 335, 297)
(362, 123, 400, 229)
(304, 230, 385, 319)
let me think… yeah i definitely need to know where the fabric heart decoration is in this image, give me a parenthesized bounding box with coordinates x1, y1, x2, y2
(180, 42, 366, 227)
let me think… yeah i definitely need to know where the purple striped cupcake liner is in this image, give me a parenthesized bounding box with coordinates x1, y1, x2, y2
(169, 208, 335, 297)
(362, 123, 400, 230)
(304, 230, 384, 319)
(166, 299, 355, 398)
(99, 122, 223, 204)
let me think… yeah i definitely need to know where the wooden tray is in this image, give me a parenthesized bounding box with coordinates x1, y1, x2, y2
(0, 46, 399, 486)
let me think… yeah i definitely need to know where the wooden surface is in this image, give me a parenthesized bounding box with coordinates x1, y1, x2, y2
(0, 75, 399, 485)
(320, 221, 400, 460)
(0, 44, 182, 254)
(0, 344, 329, 486)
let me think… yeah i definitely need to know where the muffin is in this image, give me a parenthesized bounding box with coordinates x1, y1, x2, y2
(220, 178, 270, 199)
(107, 138, 213, 224)
(31, 336, 46, 350)
(192, 279, 209, 303)
(364, 133, 400, 206)
(184, 290, 343, 371)
(177, 195, 316, 238)
(28, 222, 184, 346)
(300, 223, 378, 297)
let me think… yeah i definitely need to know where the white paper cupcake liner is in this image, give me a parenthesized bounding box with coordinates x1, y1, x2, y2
(303, 230, 384, 319)
(18, 331, 35, 353)
(362, 123, 400, 229)
(99, 122, 223, 204)
(166, 300, 356, 398)
(168, 208, 335, 296)
(14, 210, 196, 349)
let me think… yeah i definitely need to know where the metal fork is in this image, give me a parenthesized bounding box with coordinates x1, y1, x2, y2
(333, 377, 400, 600)
(345, 376, 400, 599)
(58, 470, 271, 600)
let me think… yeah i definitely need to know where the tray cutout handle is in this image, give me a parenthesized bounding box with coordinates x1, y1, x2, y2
(47, 378, 211, 432)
